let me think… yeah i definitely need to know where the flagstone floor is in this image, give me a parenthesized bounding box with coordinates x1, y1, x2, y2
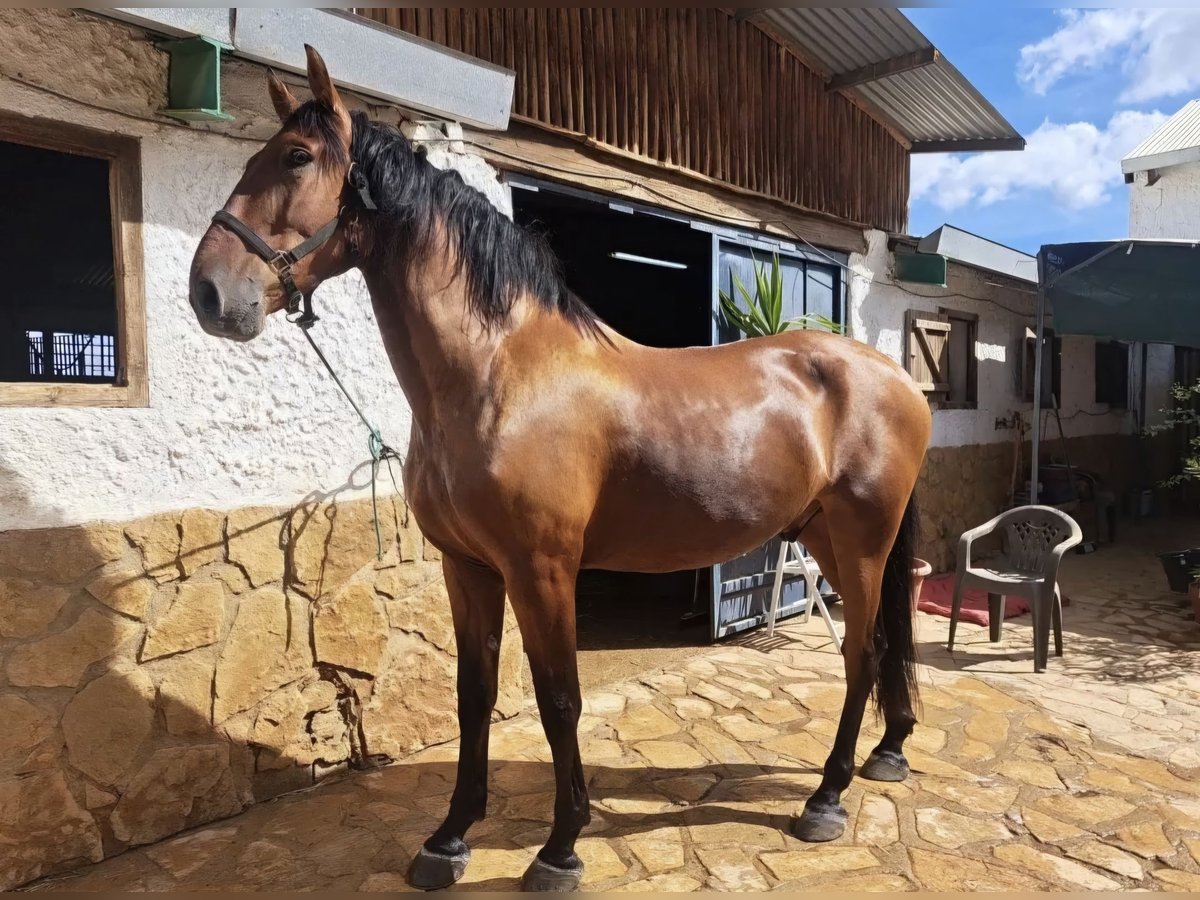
(27, 520, 1200, 892)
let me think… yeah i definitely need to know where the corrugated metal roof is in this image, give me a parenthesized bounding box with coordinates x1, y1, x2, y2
(752, 7, 1023, 152)
(1122, 100, 1200, 174)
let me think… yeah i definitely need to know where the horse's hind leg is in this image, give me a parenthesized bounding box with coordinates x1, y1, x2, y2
(860, 494, 921, 782)
(506, 553, 590, 892)
(792, 493, 905, 843)
(408, 553, 506, 890)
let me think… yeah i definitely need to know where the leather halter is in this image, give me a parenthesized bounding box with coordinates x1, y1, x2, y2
(210, 163, 376, 328)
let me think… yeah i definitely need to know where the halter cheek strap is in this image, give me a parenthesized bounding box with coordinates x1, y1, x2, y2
(210, 164, 376, 329)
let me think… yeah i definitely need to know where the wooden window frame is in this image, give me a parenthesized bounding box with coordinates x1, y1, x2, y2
(939, 307, 979, 411)
(904, 308, 951, 406)
(1022, 325, 1062, 406)
(0, 111, 147, 408)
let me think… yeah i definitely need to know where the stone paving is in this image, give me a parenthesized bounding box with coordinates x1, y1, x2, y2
(27, 521, 1200, 892)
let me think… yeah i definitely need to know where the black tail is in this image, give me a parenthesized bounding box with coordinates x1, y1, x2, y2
(875, 492, 920, 716)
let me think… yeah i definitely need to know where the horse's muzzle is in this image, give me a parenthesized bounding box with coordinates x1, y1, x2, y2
(189, 272, 264, 342)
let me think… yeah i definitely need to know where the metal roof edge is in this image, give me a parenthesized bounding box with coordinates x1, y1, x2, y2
(919, 224, 1037, 283)
(1121, 145, 1200, 175)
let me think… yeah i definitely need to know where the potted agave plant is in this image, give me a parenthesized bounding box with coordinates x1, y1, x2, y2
(719, 252, 842, 338)
(721, 256, 932, 604)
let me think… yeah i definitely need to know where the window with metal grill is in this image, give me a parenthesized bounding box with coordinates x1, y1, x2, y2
(0, 112, 146, 407)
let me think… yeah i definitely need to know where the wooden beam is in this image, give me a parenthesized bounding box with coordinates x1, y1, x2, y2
(910, 136, 1026, 153)
(733, 8, 765, 23)
(467, 121, 868, 254)
(826, 48, 938, 91)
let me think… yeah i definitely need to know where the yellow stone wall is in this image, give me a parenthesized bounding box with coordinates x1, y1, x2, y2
(0, 496, 526, 889)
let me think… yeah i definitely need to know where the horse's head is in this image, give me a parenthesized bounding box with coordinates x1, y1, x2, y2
(189, 46, 360, 341)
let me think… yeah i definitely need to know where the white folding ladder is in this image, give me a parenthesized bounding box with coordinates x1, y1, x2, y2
(766, 540, 842, 651)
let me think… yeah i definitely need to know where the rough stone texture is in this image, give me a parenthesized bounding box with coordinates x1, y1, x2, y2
(62, 667, 156, 787)
(226, 508, 285, 588)
(110, 745, 249, 847)
(313, 582, 388, 676)
(141, 583, 224, 661)
(361, 634, 458, 760)
(250, 681, 345, 770)
(0, 696, 56, 776)
(0, 489, 527, 890)
(383, 580, 456, 651)
(213, 587, 309, 722)
(155, 651, 217, 738)
(0, 578, 71, 638)
(291, 498, 399, 599)
(6, 608, 141, 688)
(994, 844, 1120, 890)
(915, 807, 1011, 849)
(126, 513, 183, 583)
(0, 521, 124, 581)
(86, 568, 154, 620)
(0, 770, 103, 888)
(179, 509, 225, 576)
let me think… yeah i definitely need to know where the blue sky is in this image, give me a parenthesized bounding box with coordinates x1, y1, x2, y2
(905, 7, 1197, 253)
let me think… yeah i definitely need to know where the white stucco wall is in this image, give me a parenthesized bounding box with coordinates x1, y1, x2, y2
(0, 18, 508, 532)
(849, 230, 1143, 449)
(1129, 164, 1200, 240)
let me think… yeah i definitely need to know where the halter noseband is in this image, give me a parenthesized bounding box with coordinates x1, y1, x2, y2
(210, 163, 376, 329)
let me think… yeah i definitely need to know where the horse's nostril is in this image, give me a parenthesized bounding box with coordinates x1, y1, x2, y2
(194, 279, 222, 319)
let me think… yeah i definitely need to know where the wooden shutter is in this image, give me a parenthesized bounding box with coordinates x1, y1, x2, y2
(905, 310, 950, 400)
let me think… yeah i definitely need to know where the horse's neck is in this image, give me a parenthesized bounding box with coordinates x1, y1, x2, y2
(361, 259, 498, 429)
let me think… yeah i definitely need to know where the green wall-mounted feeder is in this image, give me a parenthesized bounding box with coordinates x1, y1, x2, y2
(162, 35, 234, 123)
(894, 251, 947, 288)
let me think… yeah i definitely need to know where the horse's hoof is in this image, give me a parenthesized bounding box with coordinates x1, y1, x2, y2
(521, 854, 583, 892)
(407, 842, 471, 891)
(792, 803, 847, 843)
(860, 749, 910, 783)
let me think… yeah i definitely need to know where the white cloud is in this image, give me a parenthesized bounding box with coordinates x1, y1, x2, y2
(1018, 8, 1200, 103)
(910, 110, 1167, 215)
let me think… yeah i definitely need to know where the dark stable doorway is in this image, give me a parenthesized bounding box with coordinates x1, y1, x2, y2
(512, 185, 714, 662)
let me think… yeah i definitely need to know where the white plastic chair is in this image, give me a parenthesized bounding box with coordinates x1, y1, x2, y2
(767, 540, 842, 651)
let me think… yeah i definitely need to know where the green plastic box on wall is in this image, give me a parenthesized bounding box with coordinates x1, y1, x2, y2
(162, 35, 235, 123)
(894, 251, 948, 288)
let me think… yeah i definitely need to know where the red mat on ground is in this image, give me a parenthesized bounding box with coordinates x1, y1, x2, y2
(917, 573, 1069, 625)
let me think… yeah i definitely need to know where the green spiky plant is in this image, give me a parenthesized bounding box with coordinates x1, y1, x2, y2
(1143, 378, 1200, 488)
(719, 253, 844, 338)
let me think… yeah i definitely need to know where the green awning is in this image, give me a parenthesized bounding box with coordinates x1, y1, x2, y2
(1040, 240, 1200, 346)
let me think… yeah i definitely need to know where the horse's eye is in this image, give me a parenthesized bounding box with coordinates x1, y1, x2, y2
(287, 148, 312, 168)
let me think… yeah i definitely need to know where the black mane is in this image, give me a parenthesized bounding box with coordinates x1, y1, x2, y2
(293, 104, 599, 336)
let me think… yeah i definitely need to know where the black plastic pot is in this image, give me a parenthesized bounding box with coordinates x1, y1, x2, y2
(1157, 548, 1200, 593)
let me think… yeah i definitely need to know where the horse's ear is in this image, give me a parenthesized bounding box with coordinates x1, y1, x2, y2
(267, 70, 300, 123)
(304, 44, 351, 142)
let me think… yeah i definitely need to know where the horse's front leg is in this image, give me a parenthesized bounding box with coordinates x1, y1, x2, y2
(407, 552, 507, 890)
(507, 552, 589, 892)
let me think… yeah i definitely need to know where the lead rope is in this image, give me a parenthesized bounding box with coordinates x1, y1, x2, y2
(296, 321, 403, 560)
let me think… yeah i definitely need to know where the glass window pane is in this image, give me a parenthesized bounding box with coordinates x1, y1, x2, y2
(805, 263, 837, 322)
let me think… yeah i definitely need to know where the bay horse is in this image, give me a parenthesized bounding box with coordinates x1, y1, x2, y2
(190, 47, 931, 892)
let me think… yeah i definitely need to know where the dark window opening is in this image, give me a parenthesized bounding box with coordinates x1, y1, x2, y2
(1095, 340, 1130, 408)
(0, 139, 119, 385)
(1022, 327, 1062, 406)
